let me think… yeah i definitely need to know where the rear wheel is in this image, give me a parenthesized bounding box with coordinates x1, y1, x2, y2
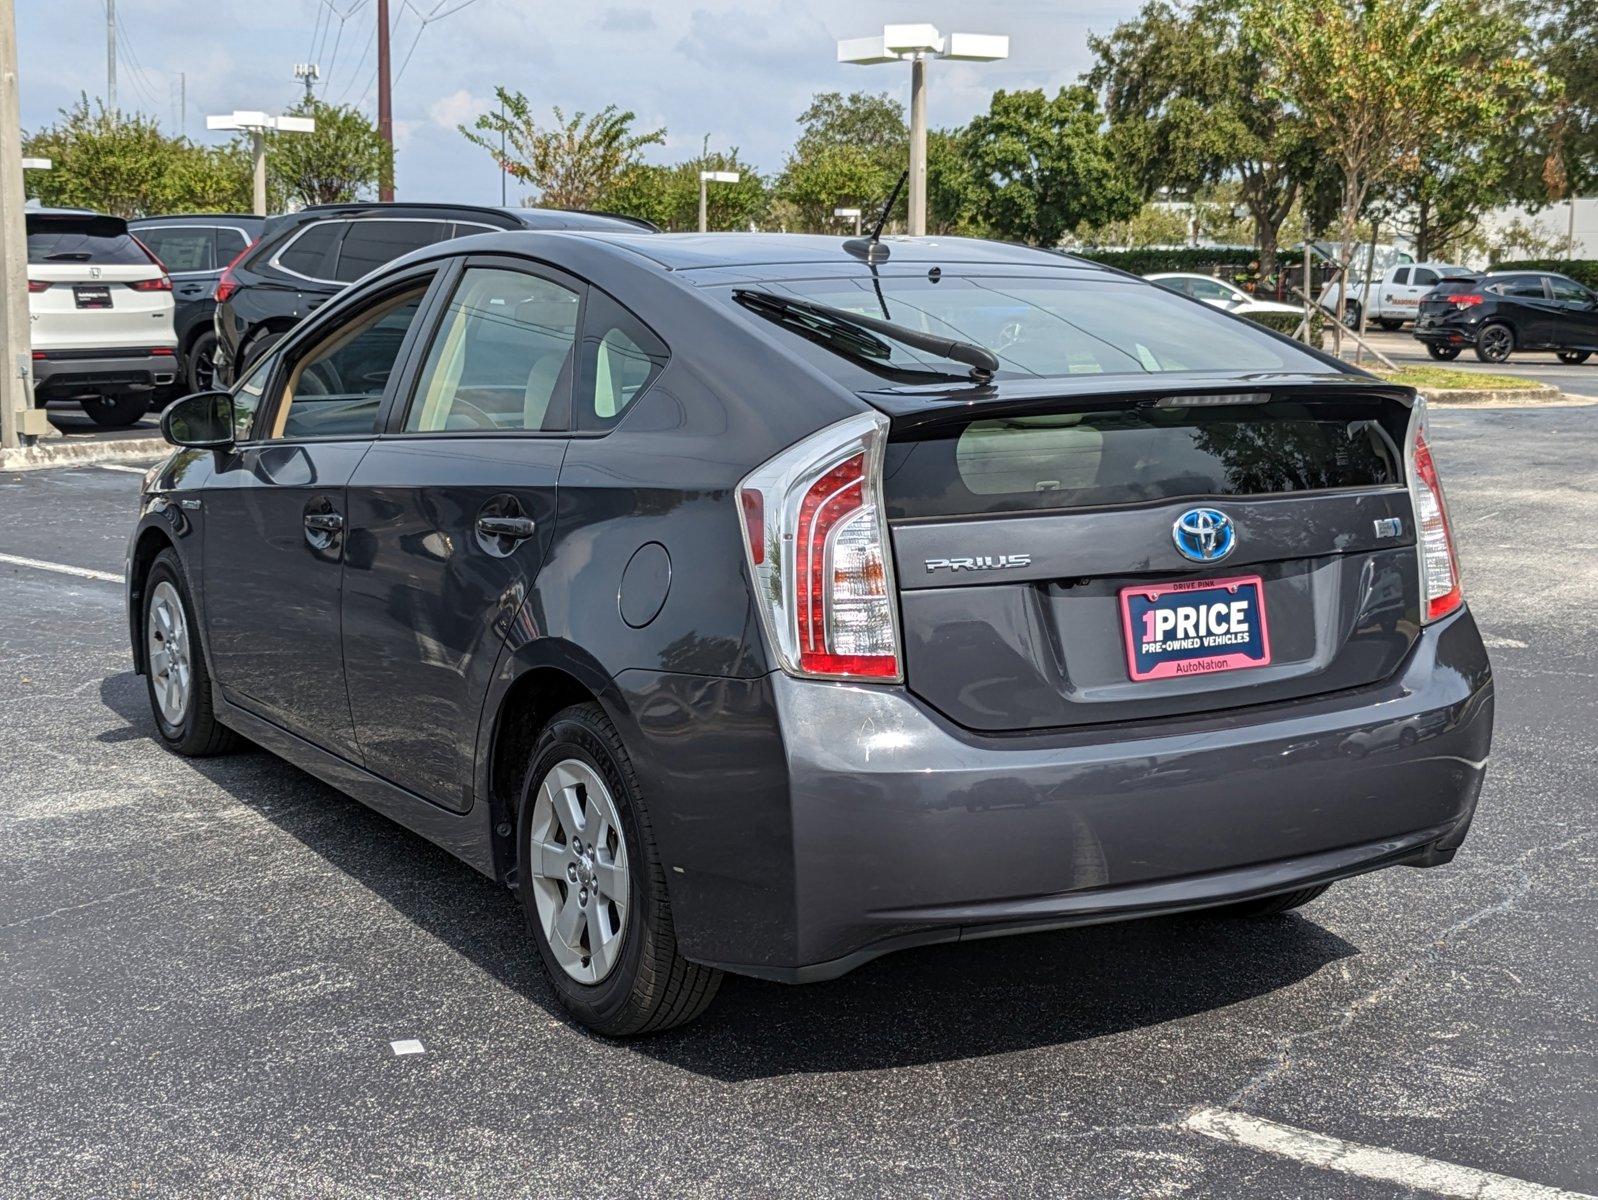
(1211, 883, 1332, 918)
(143, 550, 241, 756)
(1426, 343, 1461, 361)
(1556, 349, 1591, 365)
(82, 393, 148, 427)
(238, 328, 285, 377)
(186, 331, 220, 393)
(1474, 322, 1515, 363)
(1341, 302, 1362, 330)
(520, 703, 721, 1036)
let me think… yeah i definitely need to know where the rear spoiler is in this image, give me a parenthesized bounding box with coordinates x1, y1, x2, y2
(859, 373, 1419, 436)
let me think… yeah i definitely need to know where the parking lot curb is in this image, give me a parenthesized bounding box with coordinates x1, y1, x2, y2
(1, 437, 168, 474)
(1420, 384, 1581, 407)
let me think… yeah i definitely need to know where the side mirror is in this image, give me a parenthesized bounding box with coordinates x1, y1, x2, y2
(160, 390, 235, 450)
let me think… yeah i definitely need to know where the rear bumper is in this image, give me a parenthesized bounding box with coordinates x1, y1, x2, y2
(32, 351, 179, 398)
(618, 606, 1493, 982)
(1413, 317, 1478, 345)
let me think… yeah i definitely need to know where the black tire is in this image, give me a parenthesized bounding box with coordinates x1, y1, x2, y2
(1374, 318, 1403, 331)
(1474, 322, 1515, 363)
(1341, 302, 1362, 330)
(1211, 883, 1332, 918)
(186, 331, 220, 393)
(238, 328, 285, 377)
(1556, 349, 1591, 365)
(1426, 343, 1461, 361)
(519, 702, 721, 1036)
(82, 394, 148, 427)
(142, 549, 241, 757)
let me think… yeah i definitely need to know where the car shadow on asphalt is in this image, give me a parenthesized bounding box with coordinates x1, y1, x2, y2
(101, 670, 1358, 1081)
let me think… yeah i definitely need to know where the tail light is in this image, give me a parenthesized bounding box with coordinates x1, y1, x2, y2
(214, 243, 252, 304)
(151, 347, 176, 356)
(129, 275, 172, 292)
(27, 280, 49, 293)
(736, 412, 902, 681)
(1445, 293, 1483, 308)
(1406, 408, 1463, 622)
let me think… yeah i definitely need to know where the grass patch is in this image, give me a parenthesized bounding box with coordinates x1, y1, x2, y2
(1372, 366, 1539, 391)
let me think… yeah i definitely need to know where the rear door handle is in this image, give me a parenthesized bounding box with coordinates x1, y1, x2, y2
(304, 511, 344, 533)
(476, 515, 536, 540)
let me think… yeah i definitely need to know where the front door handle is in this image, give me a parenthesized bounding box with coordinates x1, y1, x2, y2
(476, 515, 535, 540)
(304, 511, 345, 533)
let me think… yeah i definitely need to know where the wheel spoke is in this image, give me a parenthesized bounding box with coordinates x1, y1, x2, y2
(529, 839, 567, 881)
(553, 887, 585, 950)
(554, 784, 586, 842)
(587, 906, 617, 979)
(594, 855, 626, 900)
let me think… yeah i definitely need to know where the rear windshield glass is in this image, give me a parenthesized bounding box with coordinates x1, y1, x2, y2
(883, 400, 1404, 520)
(728, 274, 1328, 382)
(27, 228, 150, 265)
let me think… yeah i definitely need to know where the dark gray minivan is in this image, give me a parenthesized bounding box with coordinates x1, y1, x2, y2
(129, 232, 1493, 1035)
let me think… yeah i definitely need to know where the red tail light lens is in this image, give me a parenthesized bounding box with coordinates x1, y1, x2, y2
(214, 242, 253, 304)
(129, 275, 172, 292)
(151, 347, 176, 356)
(1409, 421, 1463, 622)
(1446, 293, 1483, 308)
(27, 280, 49, 293)
(737, 413, 902, 681)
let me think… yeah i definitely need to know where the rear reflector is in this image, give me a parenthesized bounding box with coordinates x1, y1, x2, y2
(1408, 417, 1463, 622)
(737, 412, 902, 682)
(151, 347, 176, 356)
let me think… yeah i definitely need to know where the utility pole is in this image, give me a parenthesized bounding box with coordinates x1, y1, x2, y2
(106, 0, 116, 113)
(179, 72, 185, 135)
(376, 0, 393, 201)
(2, 0, 49, 448)
(294, 63, 320, 102)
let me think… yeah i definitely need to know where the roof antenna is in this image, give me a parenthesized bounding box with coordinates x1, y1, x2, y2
(843, 169, 907, 265)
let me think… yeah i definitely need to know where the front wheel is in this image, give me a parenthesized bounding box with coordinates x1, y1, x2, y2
(1556, 349, 1591, 365)
(520, 703, 721, 1036)
(82, 394, 148, 427)
(143, 549, 241, 756)
(1341, 302, 1362, 330)
(1426, 343, 1461, 361)
(1210, 883, 1332, 918)
(1474, 323, 1515, 363)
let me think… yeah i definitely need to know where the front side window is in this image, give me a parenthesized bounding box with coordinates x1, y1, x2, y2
(270, 286, 428, 439)
(405, 267, 580, 433)
(138, 226, 215, 273)
(1392, 268, 1411, 285)
(1549, 277, 1592, 302)
(1188, 278, 1235, 302)
(333, 221, 450, 283)
(1411, 268, 1437, 287)
(574, 290, 669, 431)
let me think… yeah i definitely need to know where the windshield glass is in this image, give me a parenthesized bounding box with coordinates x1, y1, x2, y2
(727, 274, 1327, 381)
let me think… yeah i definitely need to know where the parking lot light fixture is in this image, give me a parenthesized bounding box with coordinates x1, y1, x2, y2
(834, 206, 863, 236)
(206, 111, 316, 216)
(698, 171, 741, 233)
(838, 24, 1008, 237)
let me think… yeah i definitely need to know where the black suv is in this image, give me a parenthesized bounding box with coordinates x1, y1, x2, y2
(211, 203, 656, 386)
(130, 214, 265, 394)
(1414, 270, 1598, 363)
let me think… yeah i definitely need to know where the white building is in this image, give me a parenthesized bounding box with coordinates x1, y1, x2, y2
(1479, 196, 1596, 260)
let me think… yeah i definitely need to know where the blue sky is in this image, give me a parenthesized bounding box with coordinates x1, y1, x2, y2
(19, 1, 1142, 205)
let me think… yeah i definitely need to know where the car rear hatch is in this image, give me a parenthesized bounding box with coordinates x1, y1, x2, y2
(870, 375, 1422, 732)
(26, 212, 175, 353)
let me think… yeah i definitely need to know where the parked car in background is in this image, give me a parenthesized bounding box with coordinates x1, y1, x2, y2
(27, 208, 177, 427)
(130, 214, 265, 394)
(1146, 272, 1303, 319)
(211, 202, 658, 386)
(1413, 270, 1598, 363)
(1318, 262, 1477, 331)
(132, 230, 1492, 1035)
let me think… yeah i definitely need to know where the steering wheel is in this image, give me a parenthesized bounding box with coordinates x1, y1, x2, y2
(440, 397, 498, 431)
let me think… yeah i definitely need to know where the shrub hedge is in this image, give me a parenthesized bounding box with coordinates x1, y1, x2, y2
(1491, 259, 1598, 289)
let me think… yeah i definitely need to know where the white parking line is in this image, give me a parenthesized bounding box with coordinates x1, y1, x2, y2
(390, 1039, 426, 1056)
(96, 463, 150, 475)
(1181, 1108, 1595, 1199)
(0, 552, 121, 584)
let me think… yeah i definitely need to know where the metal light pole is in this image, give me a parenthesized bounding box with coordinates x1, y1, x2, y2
(207, 111, 316, 216)
(106, 0, 116, 113)
(838, 25, 1007, 237)
(377, 0, 393, 201)
(835, 206, 863, 235)
(698, 170, 739, 233)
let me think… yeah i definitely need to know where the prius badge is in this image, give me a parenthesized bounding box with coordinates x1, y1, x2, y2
(925, 553, 1032, 574)
(1173, 507, 1235, 563)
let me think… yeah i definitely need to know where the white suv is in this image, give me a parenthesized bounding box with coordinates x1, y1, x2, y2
(27, 209, 178, 427)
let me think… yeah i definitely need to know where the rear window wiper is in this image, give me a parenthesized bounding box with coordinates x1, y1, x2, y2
(734, 288, 998, 384)
(44, 252, 93, 262)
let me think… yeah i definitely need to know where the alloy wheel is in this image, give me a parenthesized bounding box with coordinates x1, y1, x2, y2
(146, 580, 192, 726)
(1478, 325, 1513, 362)
(527, 758, 631, 985)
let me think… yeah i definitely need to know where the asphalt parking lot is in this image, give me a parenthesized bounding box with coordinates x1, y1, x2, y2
(0, 404, 1594, 1198)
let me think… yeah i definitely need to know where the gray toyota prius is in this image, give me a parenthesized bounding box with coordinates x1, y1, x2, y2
(128, 230, 1494, 1035)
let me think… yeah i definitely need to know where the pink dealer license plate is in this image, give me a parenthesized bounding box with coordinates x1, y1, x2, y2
(1119, 575, 1272, 682)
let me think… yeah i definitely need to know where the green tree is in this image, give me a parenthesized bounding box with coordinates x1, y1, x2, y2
(926, 128, 986, 235)
(1245, 0, 1543, 330)
(963, 87, 1140, 246)
(606, 141, 767, 230)
(461, 89, 665, 210)
(1529, 0, 1597, 201)
(265, 97, 390, 209)
(1089, 0, 1316, 279)
(775, 91, 907, 231)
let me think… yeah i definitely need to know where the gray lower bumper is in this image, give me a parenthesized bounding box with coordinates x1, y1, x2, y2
(34, 353, 178, 397)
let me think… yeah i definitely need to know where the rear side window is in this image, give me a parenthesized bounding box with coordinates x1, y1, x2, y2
(333, 220, 450, 283)
(137, 226, 216, 272)
(883, 401, 1404, 520)
(275, 221, 343, 279)
(216, 227, 251, 262)
(574, 290, 668, 431)
(1410, 268, 1437, 286)
(27, 226, 150, 266)
(1493, 276, 1546, 298)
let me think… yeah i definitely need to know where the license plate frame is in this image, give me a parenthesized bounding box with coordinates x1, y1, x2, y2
(73, 285, 112, 310)
(1119, 574, 1272, 682)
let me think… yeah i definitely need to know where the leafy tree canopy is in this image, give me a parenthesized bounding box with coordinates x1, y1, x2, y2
(265, 97, 391, 209)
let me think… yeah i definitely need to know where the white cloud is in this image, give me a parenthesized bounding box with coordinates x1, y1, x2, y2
(429, 89, 490, 131)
